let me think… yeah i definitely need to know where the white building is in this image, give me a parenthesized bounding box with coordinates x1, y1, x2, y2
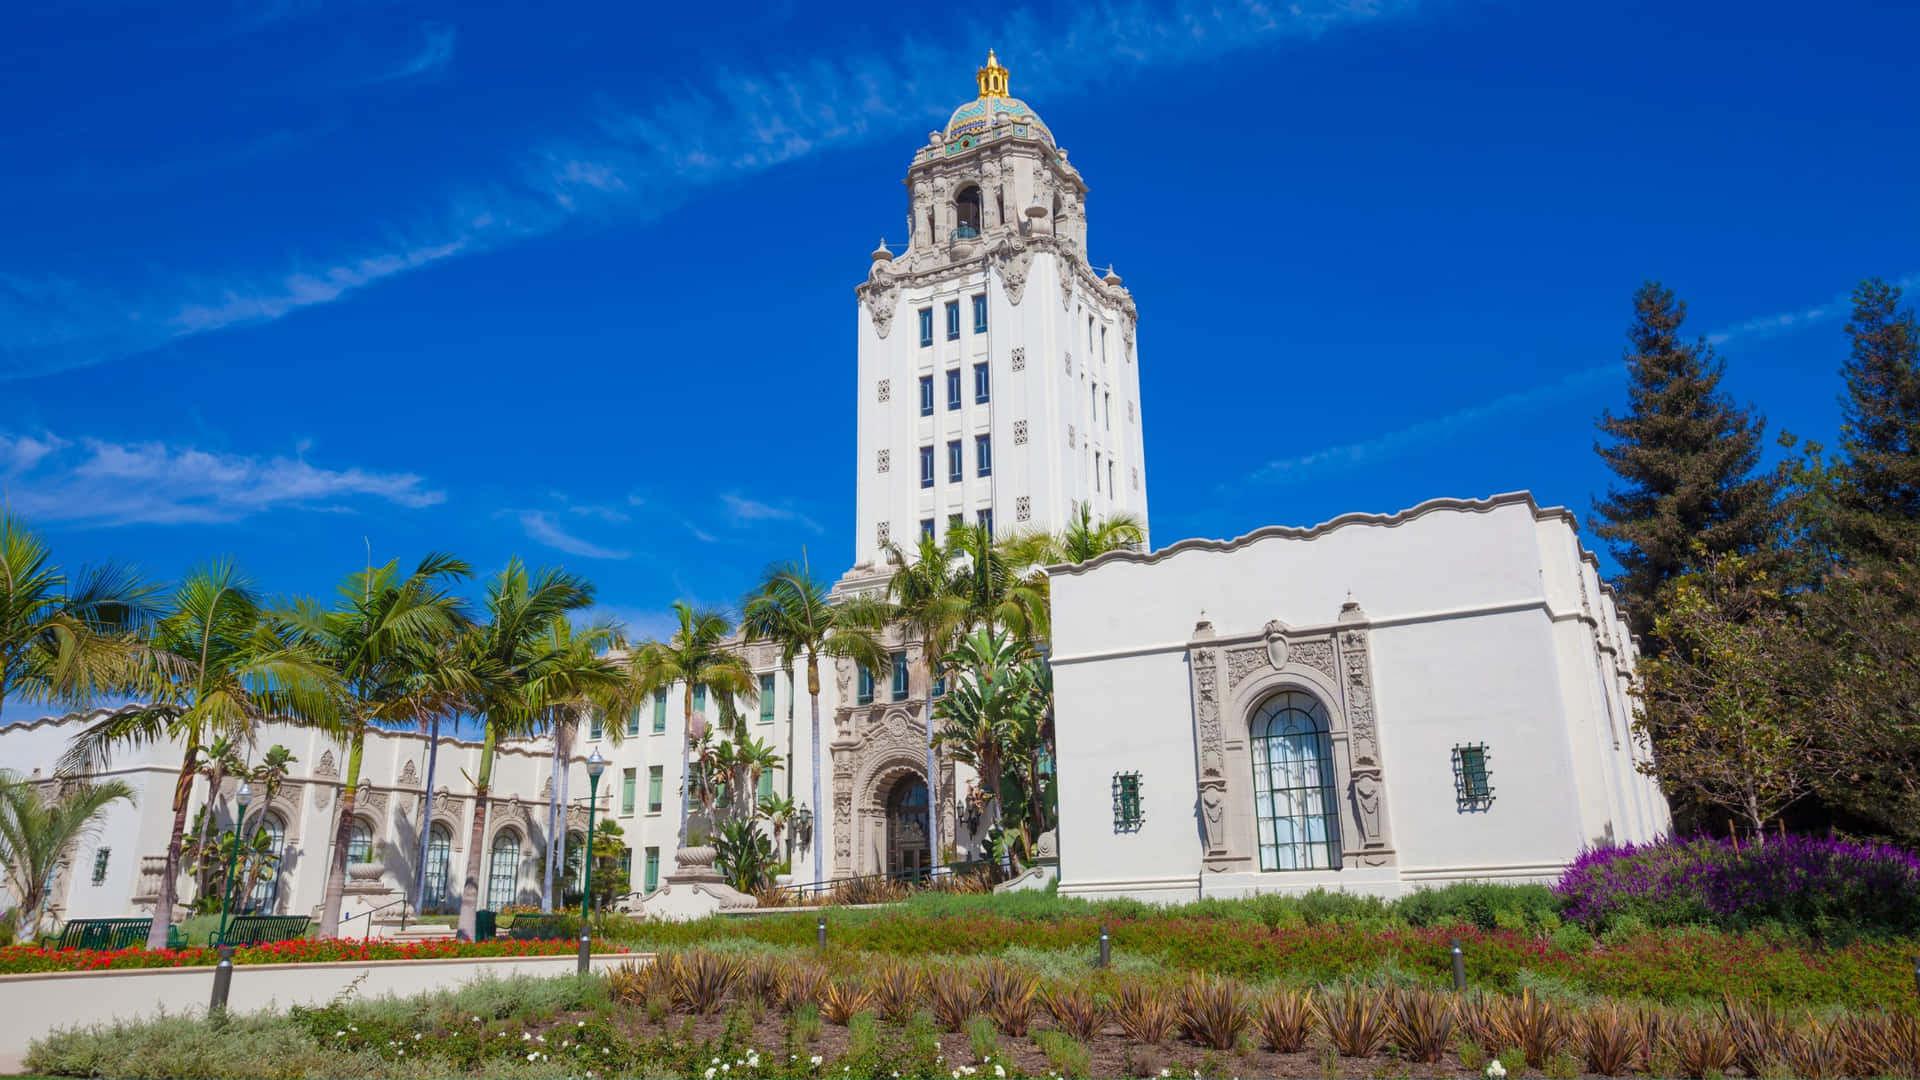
(1047, 493, 1668, 902)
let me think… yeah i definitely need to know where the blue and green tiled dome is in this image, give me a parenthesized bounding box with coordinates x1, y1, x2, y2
(942, 51, 1053, 150)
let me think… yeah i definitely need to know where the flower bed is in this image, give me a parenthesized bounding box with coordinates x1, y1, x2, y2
(0, 936, 628, 974)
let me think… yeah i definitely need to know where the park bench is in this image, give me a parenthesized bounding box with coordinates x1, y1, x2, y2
(56, 918, 186, 950)
(212, 914, 310, 946)
(503, 913, 573, 941)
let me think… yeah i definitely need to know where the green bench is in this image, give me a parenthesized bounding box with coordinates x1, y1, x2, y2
(503, 913, 574, 941)
(56, 918, 184, 950)
(212, 914, 310, 946)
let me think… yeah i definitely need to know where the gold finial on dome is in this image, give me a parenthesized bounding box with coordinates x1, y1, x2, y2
(976, 50, 1010, 99)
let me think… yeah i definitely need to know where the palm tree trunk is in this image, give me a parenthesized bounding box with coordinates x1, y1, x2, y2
(541, 717, 571, 912)
(679, 685, 696, 850)
(556, 727, 573, 903)
(412, 715, 441, 914)
(145, 745, 199, 949)
(457, 723, 498, 941)
(191, 760, 224, 905)
(317, 726, 365, 939)
(921, 635, 942, 869)
(808, 655, 824, 887)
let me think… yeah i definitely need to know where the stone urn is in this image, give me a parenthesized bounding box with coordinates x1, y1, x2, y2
(346, 861, 386, 892)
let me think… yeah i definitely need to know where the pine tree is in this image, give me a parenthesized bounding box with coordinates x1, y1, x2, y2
(1593, 282, 1782, 641)
(1832, 277, 1920, 563)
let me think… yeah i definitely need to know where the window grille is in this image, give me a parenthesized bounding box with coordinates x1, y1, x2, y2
(1013, 420, 1028, 445)
(1010, 346, 1026, 372)
(1015, 496, 1031, 522)
(877, 378, 890, 403)
(91, 848, 110, 885)
(876, 449, 890, 473)
(1452, 744, 1495, 811)
(1112, 772, 1144, 832)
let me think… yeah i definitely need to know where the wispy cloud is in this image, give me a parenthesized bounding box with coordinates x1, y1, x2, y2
(367, 22, 455, 85)
(721, 493, 823, 534)
(1, 0, 1421, 380)
(515, 510, 631, 560)
(1243, 276, 1920, 488)
(0, 428, 443, 525)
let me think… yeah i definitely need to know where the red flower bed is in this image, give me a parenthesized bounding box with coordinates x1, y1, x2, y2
(0, 937, 628, 974)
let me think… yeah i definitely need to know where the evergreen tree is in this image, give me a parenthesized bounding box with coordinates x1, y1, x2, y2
(1833, 278, 1920, 563)
(1593, 282, 1782, 640)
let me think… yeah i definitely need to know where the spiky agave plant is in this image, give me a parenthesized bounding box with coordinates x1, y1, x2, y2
(1040, 983, 1105, 1042)
(820, 976, 876, 1026)
(1112, 979, 1179, 1045)
(1579, 1003, 1645, 1078)
(1496, 987, 1569, 1069)
(669, 950, 741, 1014)
(928, 967, 986, 1033)
(873, 961, 927, 1024)
(980, 961, 1038, 1038)
(1178, 974, 1250, 1052)
(1315, 984, 1390, 1058)
(1387, 987, 1457, 1064)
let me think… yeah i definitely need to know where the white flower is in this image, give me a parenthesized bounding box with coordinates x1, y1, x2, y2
(334, 1031, 345, 1038)
(811, 1055, 824, 1066)
(705, 1070, 717, 1080)
(578, 1020, 587, 1027)
(995, 1067, 1006, 1079)
(1160, 1071, 1170, 1078)
(1487, 1062, 1508, 1080)
(472, 1016, 481, 1023)
(527, 1053, 539, 1062)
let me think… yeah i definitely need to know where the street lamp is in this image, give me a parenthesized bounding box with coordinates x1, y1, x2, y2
(581, 750, 607, 919)
(217, 781, 252, 943)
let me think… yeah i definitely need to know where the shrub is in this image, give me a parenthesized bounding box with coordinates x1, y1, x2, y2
(1176, 974, 1248, 1051)
(872, 961, 924, 1023)
(982, 962, 1039, 1037)
(1316, 985, 1389, 1057)
(1669, 1017, 1738, 1080)
(1041, 983, 1104, 1041)
(782, 962, 826, 1011)
(1253, 989, 1316, 1053)
(1496, 987, 1568, 1068)
(966, 1014, 999, 1064)
(667, 950, 739, 1014)
(1386, 987, 1455, 1063)
(1034, 1029, 1093, 1078)
(1556, 835, 1920, 940)
(738, 954, 785, 1007)
(1396, 881, 1562, 933)
(820, 976, 874, 1025)
(1580, 1003, 1643, 1077)
(1112, 980, 1178, 1045)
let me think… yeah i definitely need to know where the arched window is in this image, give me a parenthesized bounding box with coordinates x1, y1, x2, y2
(1249, 691, 1341, 871)
(347, 817, 375, 864)
(487, 830, 521, 909)
(424, 824, 453, 909)
(248, 813, 285, 912)
(954, 186, 982, 239)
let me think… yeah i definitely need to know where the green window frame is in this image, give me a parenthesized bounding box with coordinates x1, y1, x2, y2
(589, 711, 603, 740)
(647, 766, 663, 813)
(644, 847, 660, 892)
(626, 705, 640, 738)
(620, 768, 636, 815)
(759, 673, 776, 723)
(652, 689, 667, 732)
(758, 768, 774, 802)
(1453, 744, 1495, 811)
(692, 686, 706, 714)
(90, 847, 111, 885)
(857, 665, 874, 706)
(891, 651, 909, 702)
(1113, 772, 1144, 832)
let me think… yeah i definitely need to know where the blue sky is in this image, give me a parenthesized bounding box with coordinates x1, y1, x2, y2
(3, 0, 1916, 663)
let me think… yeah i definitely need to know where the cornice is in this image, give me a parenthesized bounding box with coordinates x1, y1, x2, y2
(1050, 491, 1593, 577)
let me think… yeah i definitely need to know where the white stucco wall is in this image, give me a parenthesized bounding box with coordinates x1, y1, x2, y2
(1048, 492, 1669, 903)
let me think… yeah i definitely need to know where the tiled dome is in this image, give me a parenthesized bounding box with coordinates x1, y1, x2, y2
(944, 95, 1053, 145)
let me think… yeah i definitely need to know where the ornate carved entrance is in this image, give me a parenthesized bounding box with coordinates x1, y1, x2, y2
(885, 776, 931, 880)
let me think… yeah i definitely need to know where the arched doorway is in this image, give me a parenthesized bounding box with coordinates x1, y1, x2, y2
(885, 775, 931, 881)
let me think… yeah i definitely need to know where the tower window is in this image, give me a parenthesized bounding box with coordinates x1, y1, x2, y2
(1088, 315, 1095, 351)
(919, 375, 933, 416)
(972, 294, 988, 333)
(919, 446, 934, 488)
(1101, 325, 1108, 363)
(976, 434, 992, 477)
(947, 439, 963, 483)
(1108, 458, 1115, 495)
(1095, 452, 1102, 493)
(947, 512, 963, 535)
(920, 518, 935, 539)
(1104, 391, 1111, 430)
(974, 362, 990, 403)
(891, 651, 910, 701)
(954, 186, 982, 239)
(857, 665, 874, 706)
(979, 508, 994, 537)
(918, 308, 933, 347)
(945, 300, 960, 341)
(946, 368, 962, 410)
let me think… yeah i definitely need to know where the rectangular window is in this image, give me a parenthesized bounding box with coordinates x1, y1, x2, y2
(1104, 391, 1111, 430)
(947, 512, 963, 534)
(589, 711, 604, 741)
(1453, 744, 1495, 810)
(891, 651, 909, 702)
(1095, 452, 1102, 492)
(647, 766, 663, 813)
(919, 445, 935, 488)
(976, 434, 992, 477)
(972, 293, 988, 333)
(1088, 315, 1095, 351)
(979, 508, 994, 537)
(1091, 381, 1098, 418)
(758, 767, 774, 802)
(1100, 325, 1108, 363)
(919, 375, 934, 416)
(973, 362, 989, 403)
(626, 705, 640, 738)
(1108, 459, 1116, 495)
(621, 767, 637, 815)
(693, 686, 706, 713)
(857, 664, 874, 706)
(920, 517, 935, 539)
(945, 300, 960, 340)
(759, 673, 776, 723)
(91, 848, 110, 886)
(652, 689, 667, 732)
(644, 847, 660, 892)
(918, 308, 933, 347)
(947, 440, 962, 483)
(932, 675, 947, 698)
(1113, 772, 1144, 831)
(946, 368, 961, 410)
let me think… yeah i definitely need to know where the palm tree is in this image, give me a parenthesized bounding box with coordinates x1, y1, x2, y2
(951, 524, 1050, 642)
(999, 503, 1145, 569)
(0, 771, 136, 942)
(0, 512, 158, 723)
(527, 617, 628, 913)
(408, 635, 477, 916)
(628, 602, 758, 855)
(454, 559, 596, 940)
(286, 552, 471, 939)
(932, 629, 1046, 848)
(187, 735, 245, 904)
(882, 532, 969, 868)
(63, 561, 342, 948)
(738, 563, 888, 887)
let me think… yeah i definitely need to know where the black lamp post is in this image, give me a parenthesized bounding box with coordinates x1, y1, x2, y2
(581, 750, 607, 919)
(217, 781, 252, 943)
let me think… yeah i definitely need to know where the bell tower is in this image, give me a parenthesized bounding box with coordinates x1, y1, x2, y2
(849, 54, 1149, 570)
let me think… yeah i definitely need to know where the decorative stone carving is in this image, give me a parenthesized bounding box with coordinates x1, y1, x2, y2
(877, 378, 890, 403)
(1265, 622, 1290, 669)
(1200, 783, 1227, 855)
(858, 273, 901, 338)
(1132, 466, 1140, 490)
(540, 776, 553, 799)
(1013, 420, 1028, 445)
(1290, 639, 1337, 681)
(1351, 771, 1384, 845)
(398, 759, 418, 787)
(1063, 351, 1072, 376)
(1068, 425, 1075, 449)
(1339, 626, 1379, 767)
(1059, 257, 1075, 310)
(877, 521, 890, 548)
(1192, 649, 1224, 779)
(877, 449, 890, 473)
(1010, 346, 1026, 371)
(1128, 400, 1135, 422)
(995, 244, 1034, 305)
(315, 751, 338, 778)
(357, 786, 390, 815)
(1015, 496, 1031, 522)
(1123, 318, 1136, 351)
(316, 786, 332, 810)
(1225, 647, 1267, 690)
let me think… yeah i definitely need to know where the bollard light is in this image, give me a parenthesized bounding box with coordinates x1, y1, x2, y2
(817, 913, 827, 948)
(578, 932, 592, 977)
(1097, 925, 1110, 970)
(1450, 937, 1466, 992)
(209, 945, 235, 1015)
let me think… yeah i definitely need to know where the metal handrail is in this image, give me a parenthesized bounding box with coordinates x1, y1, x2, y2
(776, 859, 999, 901)
(340, 896, 413, 941)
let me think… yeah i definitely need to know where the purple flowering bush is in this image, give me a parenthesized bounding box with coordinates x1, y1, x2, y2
(1556, 835, 1920, 940)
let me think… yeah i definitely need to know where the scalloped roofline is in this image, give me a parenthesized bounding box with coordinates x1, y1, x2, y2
(1052, 491, 1614, 590)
